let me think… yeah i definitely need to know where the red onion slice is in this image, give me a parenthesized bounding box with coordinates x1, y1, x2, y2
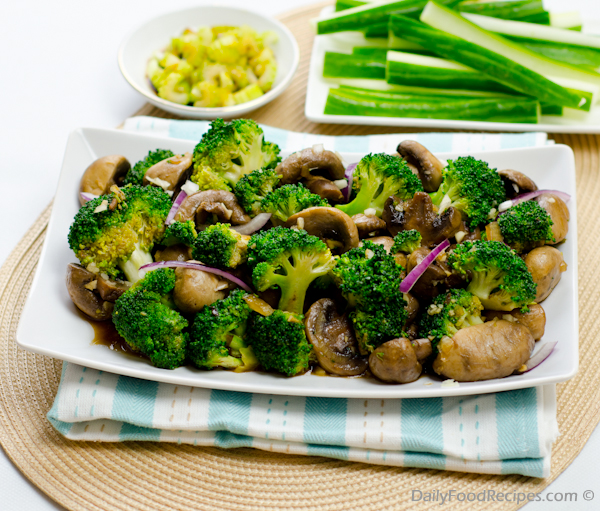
(80, 192, 98, 204)
(399, 239, 450, 294)
(140, 261, 253, 293)
(232, 213, 272, 235)
(517, 341, 557, 373)
(165, 190, 188, 225)
(497, 189, 571, 216)
(341, 162, 358, 202)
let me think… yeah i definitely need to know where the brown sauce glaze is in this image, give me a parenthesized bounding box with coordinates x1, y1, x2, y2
(77, 310, 141, 357)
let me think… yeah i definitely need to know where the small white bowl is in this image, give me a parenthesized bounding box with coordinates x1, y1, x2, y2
(118, 5, 300, 119)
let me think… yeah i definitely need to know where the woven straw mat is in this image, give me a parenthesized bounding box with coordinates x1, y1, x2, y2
(1, 3, 599, 510)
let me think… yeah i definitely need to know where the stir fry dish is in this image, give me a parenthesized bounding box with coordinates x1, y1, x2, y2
(66, 118, 570, 384)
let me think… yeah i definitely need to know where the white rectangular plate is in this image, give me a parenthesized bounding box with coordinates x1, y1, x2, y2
(305, 7, 600, 134)
(16, 128, 578, 398)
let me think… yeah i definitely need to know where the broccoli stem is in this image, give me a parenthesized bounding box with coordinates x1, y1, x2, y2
(338, 177, 381, 217)
(278, 254, 330, 314)
(118, 244, 154, 283)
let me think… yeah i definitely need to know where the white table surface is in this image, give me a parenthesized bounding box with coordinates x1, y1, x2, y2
(0, 0, 598, 509)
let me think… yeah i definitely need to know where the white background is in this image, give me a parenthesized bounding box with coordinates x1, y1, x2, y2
(0, 0, 598, 509)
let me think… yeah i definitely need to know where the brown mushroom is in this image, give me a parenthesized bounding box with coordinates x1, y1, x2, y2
(404, 293, 420, 324)
(154, 244, 193, 263)
(411, 338, 433, 362)
(369, 337, 431, 383)
(433, 319, 535, 381)
(79, 155, 130, 205)
(276, 147, 346, 184)
(143, 152, 192, 193)
(284, 207, 359, 254)
(536, 193, 569, 244)
(172, 263, 232, 313)
(65, 263, 114, 320)
(305, 299, 368, 376)
(524, 246, 567, 302)
(382, 192, 462, 246)
(397, 140, 444, 192)
(453, 221, 481, 243)
(406, 247, 466, 299)
(304, 176, 344, 203)
(497, 169, 538, 198)
(96, 276, 131, 303)
(352, 214, 387, 238)
(485, 303, 546, 341)
(174, 190, 250, 226)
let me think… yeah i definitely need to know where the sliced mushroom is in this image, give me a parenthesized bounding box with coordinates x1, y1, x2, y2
(404, 293, 420, 325)
(397, 140, 444, 192)
(174, 190, 250, 226)
(524, 246, 567, 302)
(369, 337, 429, 383)
(305, 298, 368, 376)
(284, 207, 359, 254)
(352, 214, 387, 238)
(497, 169, 538, 199)
(96, 276, 131, 302)
(143, 152, 192, 193)
(536, 193, 569, 244)
(66, 263, 113, 320)
(79, 155, 130, 205)
(382, 192, 462, 246)
(304, 176, 344, 203)
(154, 244, 193, 263)
(405, 247, 466, 299)
(173, 263, 232, 313)
(433, 320, 534, 381)
(485, 303, 546, 341)
(276, 147, 346, 184)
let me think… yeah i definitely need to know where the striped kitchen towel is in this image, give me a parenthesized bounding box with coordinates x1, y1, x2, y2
(47, 119, 558, 477)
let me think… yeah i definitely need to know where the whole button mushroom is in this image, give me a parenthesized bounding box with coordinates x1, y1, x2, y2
(524, 246, 567, 302)
(284, 207, 359, 254)
(65, 263, 114, 320)
(433, 319, 535, 382)
(304, 176, 344, 203)
(79, 155, 130, 205)
(368, 337, 432, 383)
(305, 298, 368, 376)
(397, 140, 444, 192)
(485, 303, 546, 341)
(276, 147, 346, 185)
(536, 193, 570, 244)
(174, 190, 251, 227)
(352, 214, 387, 238)
(143, 152, 193, 193)
(96, 276, 131, 303)
(172, 264, 232, 314)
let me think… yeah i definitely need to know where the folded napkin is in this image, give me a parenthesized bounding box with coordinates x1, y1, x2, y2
(48, 119, 558, 477)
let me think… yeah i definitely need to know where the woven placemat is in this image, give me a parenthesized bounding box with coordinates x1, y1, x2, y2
(1, 3, 599, 510)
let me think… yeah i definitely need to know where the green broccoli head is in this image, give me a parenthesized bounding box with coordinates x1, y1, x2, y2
(192, 223, 250, 268)
(112, 268, 188, 369)
(430, 156, 506, 228)
(391, 229, 422, 254)
(68, 185, 171, 282)
(336, 153, 423, 217)
(123, 149, 175, 186)
(247, 309, 312, 376)
(191, 118, 281, 191)
(189, 290, 258, 371)
(447, 240, 537, 311)
(498, 200, 554, 251)
(160, 220, 198, 247)
(260, 183, 329, 224)
(418, 288, 484, 351)
(234, 167, 281, 216)
(351, 299, 408, 355)
(247, 226, 336, 314)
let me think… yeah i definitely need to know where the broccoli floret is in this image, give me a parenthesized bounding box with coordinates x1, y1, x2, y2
(192, 223, 250, 268)
(331, 241, 408, 354)
(112, 268, 188, 369)
(191, 118, 280, 191)
(233, 167, 281, 216)
(68, 185, 171, 282)
(392, 229, 422, 254)
(247, 226, 336, 314)
(189, 290, 258, 371)
(418, 289, 484, 351)
(430, 156, 506, 228)
(247, 309, 312, 376)
(336, 153, 422, 217)
(498, 200, 554, 251)
(123, 149, 175, 186)
(260, 183, 329, 224)
(160, 220, 198, 247)
(447, 240, 537, 311)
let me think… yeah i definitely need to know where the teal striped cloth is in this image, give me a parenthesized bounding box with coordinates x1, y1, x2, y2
(48, 118, 558, 477)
